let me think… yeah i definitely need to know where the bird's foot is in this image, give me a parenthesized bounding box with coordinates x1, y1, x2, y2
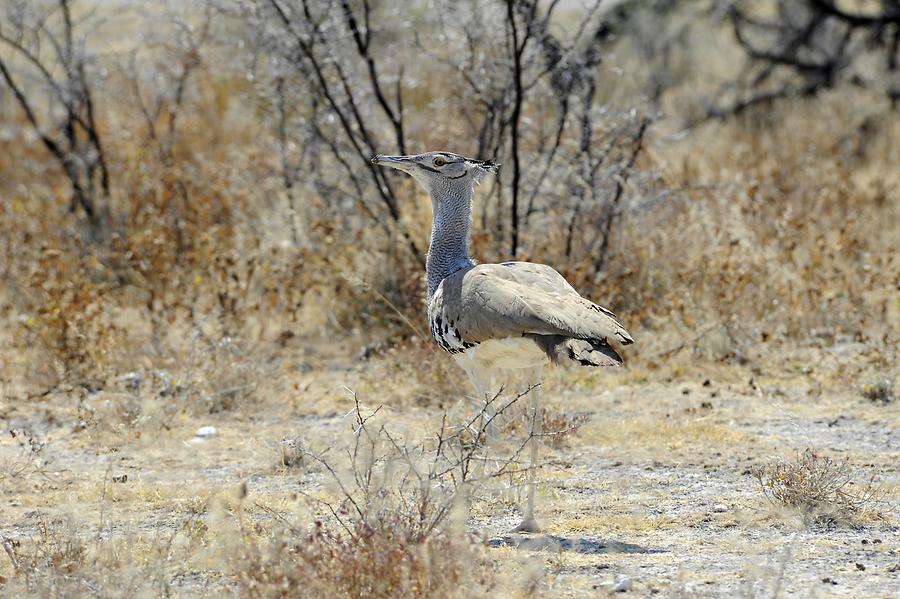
(510, 517, 542, 534)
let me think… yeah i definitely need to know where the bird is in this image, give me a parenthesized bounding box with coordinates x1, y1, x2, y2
(372, 150, 634, 533)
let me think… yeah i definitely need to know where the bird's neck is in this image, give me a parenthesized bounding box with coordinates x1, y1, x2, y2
(427, 181, 475, 298)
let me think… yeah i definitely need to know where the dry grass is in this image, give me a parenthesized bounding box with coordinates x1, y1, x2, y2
(0, 372, 897, 597)
(1, 25, 896, 402)
(604, 96, 900, 365)
(1, 517, 176, 596)
(233, 389, 550, 598)
(0, 392, 513, 598)
(502, 405, 590, 450)
(752, 449, 885, 524)
(585, 413, 749, 455)
(234, 512, 493, 599)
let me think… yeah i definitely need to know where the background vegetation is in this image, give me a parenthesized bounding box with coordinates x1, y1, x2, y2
(1, 0, 897, 387)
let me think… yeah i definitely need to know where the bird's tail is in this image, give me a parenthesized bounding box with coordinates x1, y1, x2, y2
(561, 338, 623, 367)
(529, 335, 624, 367)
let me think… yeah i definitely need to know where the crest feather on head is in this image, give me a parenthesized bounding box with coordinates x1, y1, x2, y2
(468, 159, 499, 185)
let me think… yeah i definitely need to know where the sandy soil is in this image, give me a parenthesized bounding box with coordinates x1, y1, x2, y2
(1, 340, 898, 597)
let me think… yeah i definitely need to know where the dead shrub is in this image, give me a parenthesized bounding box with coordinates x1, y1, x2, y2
(2, 519, 87, 592)
(19, 245, 124, 387)
(1, 517, 176, 597)
(504, 406, 590, 450)
(237, 513, 493, 599)
(751, 449, 884, 524)
(237, 390, 548, 597)
(0, 429, 49, 483)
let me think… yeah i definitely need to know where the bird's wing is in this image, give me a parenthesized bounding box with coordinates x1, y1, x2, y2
(433, 262, 634, 346)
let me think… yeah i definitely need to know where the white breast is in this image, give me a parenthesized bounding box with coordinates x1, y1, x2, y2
(454, 337, 549, 371)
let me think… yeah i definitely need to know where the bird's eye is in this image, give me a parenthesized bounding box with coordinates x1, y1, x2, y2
(433, 157, 446, 167)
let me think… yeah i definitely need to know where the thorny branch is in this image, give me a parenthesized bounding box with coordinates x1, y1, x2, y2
(705, 0, 900, 118)
(265, 0, 424, 264)
(290, 383, 559, 539)
(0, 0, 108, 233)
(251, 0, 641, 273)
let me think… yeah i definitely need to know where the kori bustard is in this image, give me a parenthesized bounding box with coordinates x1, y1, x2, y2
(373, 151, 634, 533)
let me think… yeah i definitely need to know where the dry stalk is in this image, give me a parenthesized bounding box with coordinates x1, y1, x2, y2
(752, 448, 885, 523)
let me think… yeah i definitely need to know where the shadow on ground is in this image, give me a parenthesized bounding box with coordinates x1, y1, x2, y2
(488, 534, 664, 554)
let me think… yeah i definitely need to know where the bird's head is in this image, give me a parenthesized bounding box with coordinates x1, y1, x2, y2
(372, 151, 499, 196)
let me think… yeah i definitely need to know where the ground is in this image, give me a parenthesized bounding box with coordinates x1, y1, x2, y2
(1, 338, 898, 597)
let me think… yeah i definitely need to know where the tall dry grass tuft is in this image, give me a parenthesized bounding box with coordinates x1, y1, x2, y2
(752, 448, 885, 525)
(235, 513, 494, 599)
(0, 517, 173, 597)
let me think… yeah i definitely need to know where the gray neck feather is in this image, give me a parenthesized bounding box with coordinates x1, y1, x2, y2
(426, 178, 476, 298)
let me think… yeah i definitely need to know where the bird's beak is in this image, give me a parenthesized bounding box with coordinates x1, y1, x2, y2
(371, 154, 415, 172)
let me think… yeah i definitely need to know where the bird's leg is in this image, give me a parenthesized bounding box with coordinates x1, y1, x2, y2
(469, 363, 498, 446)
(513, 366, 543, 533)
(483, 371, 499, 445)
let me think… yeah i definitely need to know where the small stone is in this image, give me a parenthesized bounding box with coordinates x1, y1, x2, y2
(612, 574, 631, 592)
(712, 504, 728, 513)
(155, 370, 175, 396)
(195, 426, 218, 439)
(118, 372, 143, 392)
